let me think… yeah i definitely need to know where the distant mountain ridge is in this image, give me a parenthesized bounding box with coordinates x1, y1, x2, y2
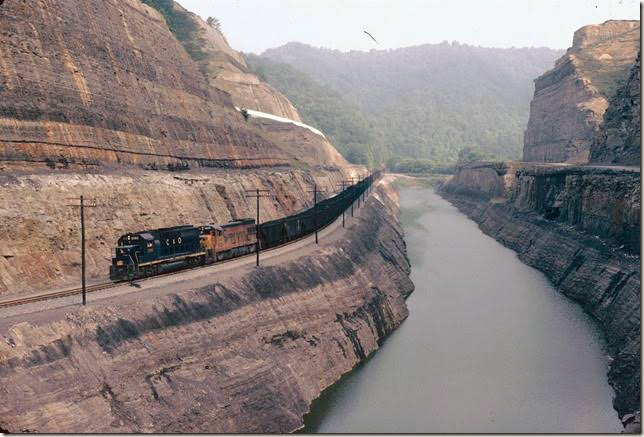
(255, 41, 563, 165)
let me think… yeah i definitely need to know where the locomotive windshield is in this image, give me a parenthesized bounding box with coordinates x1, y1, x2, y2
(115, 245, 138, 256)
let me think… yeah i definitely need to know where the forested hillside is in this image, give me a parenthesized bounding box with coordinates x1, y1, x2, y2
(249, 42, 562, 166)
(246, 53, 385, 164)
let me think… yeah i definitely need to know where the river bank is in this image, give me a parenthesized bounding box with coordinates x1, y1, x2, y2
(303, 184, 622, 433)
(440, 165, 640, 432)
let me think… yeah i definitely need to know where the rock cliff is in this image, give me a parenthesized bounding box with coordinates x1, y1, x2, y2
(590, 52, 641, 166)
(523, 20, 639, 163)
(441, 163, 640, 430)
(0, 180, 414, 433)
(0, 0, 288, 171)
(0, 0, 356, 295)
(139, 0, 301, 121)
(443, 162, 640, 251)
(0, 0, 348, 171)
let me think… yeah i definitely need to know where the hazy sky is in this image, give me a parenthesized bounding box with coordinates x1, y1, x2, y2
(179, 0, 639, 54)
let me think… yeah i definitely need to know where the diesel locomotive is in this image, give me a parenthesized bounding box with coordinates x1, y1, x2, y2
(109, 219, 257, 281)
(109, 170, 381, 282)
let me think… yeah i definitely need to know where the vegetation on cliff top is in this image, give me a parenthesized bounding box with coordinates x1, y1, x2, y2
(142, 0, 209, 63)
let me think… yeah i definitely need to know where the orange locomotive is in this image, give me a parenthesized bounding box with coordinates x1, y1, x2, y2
(200, 218, 257, 262)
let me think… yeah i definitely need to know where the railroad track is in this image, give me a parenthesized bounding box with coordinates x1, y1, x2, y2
(0, 181, 379, 310)
(0, 282, 115, 309)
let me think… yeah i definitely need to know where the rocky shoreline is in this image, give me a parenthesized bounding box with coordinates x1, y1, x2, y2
(439, 182, 640, 432)
(0, 179, 414, 433)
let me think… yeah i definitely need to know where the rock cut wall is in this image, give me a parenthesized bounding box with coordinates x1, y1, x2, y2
(0, 167, 356, 297)
(0, 0, 359, 296)
(0, 0, 289, 171)
(443, 162, 641, 252)
(0, 180, 414, 433)
(183, 3, 302, 122)
(136, 0, 349, 169)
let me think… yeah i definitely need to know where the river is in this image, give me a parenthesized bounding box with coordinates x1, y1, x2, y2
(303, 185, 622, 433)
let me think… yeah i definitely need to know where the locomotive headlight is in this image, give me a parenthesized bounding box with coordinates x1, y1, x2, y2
(116, 260, 124, 266)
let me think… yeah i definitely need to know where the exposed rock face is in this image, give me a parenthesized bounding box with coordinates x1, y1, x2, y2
(443, 162, 640, 252)
(523, 20, 639, 163)
(0, 0, 290, 171)
(0, 0, 347, 171)
(441, 164, 641, 430)
(443, 162, 520, 199)
(137, 1, 349, 169)
(0, 181, 414, 433)
(511, 166, 640, 252)
(590, 53, 641, 166)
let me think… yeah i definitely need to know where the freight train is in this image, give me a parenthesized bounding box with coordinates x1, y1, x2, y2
(109, 171, 380, 281)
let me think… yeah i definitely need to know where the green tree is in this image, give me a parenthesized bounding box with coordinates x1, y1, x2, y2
(207, 16, 221, 33)
(457, 146, 496, 163)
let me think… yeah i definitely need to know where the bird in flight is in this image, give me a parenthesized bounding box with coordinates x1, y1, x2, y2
(363, 30, 379, 45)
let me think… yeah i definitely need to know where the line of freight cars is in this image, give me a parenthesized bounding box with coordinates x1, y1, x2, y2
(109, 171, 380, 281)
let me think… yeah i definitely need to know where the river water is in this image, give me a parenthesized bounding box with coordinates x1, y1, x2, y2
(303, 186, 622, 433)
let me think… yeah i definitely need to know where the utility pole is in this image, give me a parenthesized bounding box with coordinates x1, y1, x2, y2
(346, 177, 355, 217)
(306, 184, 326, 244)
(336, 180, 349, 228)
(66, 195, 98, 305)
(362, 174, 366, 203)
(245, 188, 270, 266)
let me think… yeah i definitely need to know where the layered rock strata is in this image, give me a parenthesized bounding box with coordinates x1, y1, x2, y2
(590, 52, 641, 166)
(443, 162, 640, 252)
(0, 0, 290, 171)
(441, 164, 640, 430)
(523, 20, 639, 163)
(0, 181, 414, 433)
(182, 3, 302, 121)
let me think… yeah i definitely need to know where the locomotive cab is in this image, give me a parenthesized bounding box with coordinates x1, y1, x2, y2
(110, 244, 139, 280)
